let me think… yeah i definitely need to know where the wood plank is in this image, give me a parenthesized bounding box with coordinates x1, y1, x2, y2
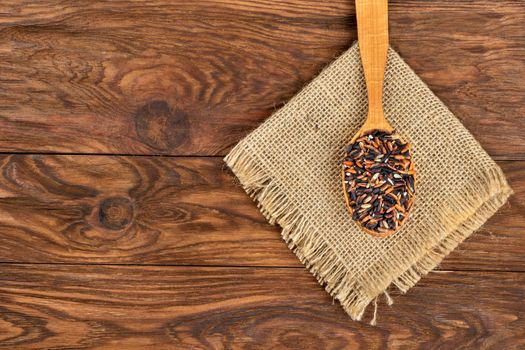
(0, 1, 523, 157)
(0, 265, 523, 349)
(0, 155, 287, 266)
(0, 155, 522, 271)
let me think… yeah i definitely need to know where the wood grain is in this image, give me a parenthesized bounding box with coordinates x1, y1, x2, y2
(0, 264, 523, 349)
(0, 1, 523, 348)
(0, 1, 523, 158)
(0, 155, 287, 266)
(0, 155, 522, 271)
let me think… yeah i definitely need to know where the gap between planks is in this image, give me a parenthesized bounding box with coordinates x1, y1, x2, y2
(0, 261, 524, 274)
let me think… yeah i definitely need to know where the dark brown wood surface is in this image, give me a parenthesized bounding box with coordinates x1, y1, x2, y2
(0, 0, 524, 348)
(0, 156, 523, 272)
(1, 265, 524, 349)
(0, 0, 524, 158)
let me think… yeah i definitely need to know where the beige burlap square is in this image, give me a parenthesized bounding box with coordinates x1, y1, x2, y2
(224, 42, 512, 324)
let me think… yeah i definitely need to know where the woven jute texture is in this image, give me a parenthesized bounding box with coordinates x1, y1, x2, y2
(224, 42, 513, 324)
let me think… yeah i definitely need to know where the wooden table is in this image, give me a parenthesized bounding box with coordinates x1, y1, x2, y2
(0, 1, 524, 348)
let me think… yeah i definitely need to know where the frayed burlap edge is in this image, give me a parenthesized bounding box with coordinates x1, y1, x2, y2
(225, 142, 512, 324)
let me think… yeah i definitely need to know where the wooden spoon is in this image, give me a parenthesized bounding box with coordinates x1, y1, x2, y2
(342, 0, 416, 238)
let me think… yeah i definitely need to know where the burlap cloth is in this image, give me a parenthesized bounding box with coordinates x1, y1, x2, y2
(224, 42, 513, 324)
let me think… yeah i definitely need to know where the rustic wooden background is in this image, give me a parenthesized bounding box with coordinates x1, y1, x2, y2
(0, 1, 524, 348)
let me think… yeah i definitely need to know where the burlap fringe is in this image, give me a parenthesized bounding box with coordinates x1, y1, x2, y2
(225, 144, 513, 325)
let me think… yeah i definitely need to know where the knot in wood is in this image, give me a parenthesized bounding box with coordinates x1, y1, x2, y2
(98, 197, 134, 230)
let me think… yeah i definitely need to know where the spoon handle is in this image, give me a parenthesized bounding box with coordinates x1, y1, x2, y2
(356, 0, 390, 128)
